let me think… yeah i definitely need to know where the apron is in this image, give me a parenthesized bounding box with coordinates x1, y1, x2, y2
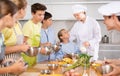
(1, 23, 23, 76)
(0, 34, 16, 76)
(21, 23, 40, 67)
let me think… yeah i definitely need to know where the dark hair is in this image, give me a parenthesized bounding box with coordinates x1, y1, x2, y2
(31, 3, 47, 14)
(11, 0, 27, 10)
(44, 11, 52, 20)
(0, 0, 18, 19)
(58, 29, 65, 42)
(117, 16, 120, 21)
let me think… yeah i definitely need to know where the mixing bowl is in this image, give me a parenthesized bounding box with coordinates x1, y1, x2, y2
(52, 44, 61, 52)
(25, 47, 40, 57)
(47, 63, 59, 70)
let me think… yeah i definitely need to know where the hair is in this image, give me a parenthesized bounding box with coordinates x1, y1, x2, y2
(44, 11, 52, 20)
(58, 29, 65, 42)
(10, 0, 27, 10)
(0, 0, 18, 19)
(31, 3, 47, 14)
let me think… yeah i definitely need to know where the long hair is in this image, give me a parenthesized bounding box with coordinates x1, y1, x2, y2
(0, 0, 18, 19)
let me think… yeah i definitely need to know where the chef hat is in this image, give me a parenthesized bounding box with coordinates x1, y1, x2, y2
(98, 2, 120, 16)
(72, 4, 87, 14)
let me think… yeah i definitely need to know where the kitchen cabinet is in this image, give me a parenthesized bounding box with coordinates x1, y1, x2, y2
(99, 43, 120, 60)
(23, 1, 118, 20)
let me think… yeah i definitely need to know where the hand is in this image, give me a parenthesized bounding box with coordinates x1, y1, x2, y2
(103, 64, 120, 76)
(20, 43, 30, 52)
(39, 47, 46, 55)
(83, 41, 90, 48)
(104, 59, 120, 65)
(9, 58, 26, 75)
(44, 42, 52, 47)
(64, 69, 80, 76)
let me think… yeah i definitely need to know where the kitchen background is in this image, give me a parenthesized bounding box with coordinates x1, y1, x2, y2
(20, 0, 120, 59)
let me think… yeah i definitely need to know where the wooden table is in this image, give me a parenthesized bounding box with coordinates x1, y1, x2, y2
(19, 61, 102, 76)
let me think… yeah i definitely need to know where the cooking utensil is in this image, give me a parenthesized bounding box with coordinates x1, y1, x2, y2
(102, 64, 113, 74)
(52, 44, 61, 52)
(40, 69, 51, 74)
(102, 35, 109, 43)
(44, 46, 53, 55)
(47, 63, 59, 70)
(25, 47, 40, 57)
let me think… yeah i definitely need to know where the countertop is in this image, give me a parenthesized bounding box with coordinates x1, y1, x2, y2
(19, 62, 102, 76)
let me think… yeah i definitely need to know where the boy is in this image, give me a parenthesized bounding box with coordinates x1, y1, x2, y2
(22, 3, 47, 66)
(37, 12, 56, 62)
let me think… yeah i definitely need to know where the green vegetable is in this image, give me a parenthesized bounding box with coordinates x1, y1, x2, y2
(66, 54, 92, 71)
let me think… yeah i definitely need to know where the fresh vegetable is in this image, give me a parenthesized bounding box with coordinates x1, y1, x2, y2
(65, 54, 92, 71)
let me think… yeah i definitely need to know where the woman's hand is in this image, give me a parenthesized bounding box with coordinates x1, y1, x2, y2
(103, 64, 120, 76)
(9, 58, 26, 75)
(104, 59, 120, 65)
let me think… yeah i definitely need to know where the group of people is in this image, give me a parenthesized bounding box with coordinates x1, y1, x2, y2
(0, 0, 120, 76)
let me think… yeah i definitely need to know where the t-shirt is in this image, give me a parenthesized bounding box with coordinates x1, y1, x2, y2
(22, 20, 42, 47)
(22, 20, 42, 66)
(2, 22, 23, 46)
(0, 33, 5, 64)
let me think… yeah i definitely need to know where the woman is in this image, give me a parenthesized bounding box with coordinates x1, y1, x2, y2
(1, 0, 29, 75)
(0, 0, 26, 74)
(70, 5, 101, 61)
(98, 2, 120, 76)
(2, 0, 29, 58)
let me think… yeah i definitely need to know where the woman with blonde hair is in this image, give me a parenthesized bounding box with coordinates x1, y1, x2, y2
(1, 0, 29, 75)
(0, 0, 26, 75)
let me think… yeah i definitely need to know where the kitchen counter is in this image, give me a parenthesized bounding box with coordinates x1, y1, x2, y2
(19, 61, 102, 76)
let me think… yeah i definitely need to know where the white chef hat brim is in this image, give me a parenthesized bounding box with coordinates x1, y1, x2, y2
(98, 2, 120, 16)
(72, 5, 87, 14)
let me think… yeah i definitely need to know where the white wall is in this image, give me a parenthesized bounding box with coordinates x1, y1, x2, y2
(24, 0, 120, 20)
(20, 0, 120, 44)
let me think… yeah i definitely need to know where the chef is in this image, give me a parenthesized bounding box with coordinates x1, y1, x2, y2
(70, 4, 101, 61)
(98, 2, 120, 76)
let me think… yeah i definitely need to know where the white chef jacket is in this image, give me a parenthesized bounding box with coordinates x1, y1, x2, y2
(70, 16, 101, 60)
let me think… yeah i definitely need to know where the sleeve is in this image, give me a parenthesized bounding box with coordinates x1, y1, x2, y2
(88, 20, 101, 50)
(73, 43, 81, 54)
(22, 22, 31, 37)
(69, 23, 77, 42)
(2, 28, 12, 40)
(55, 49, 64, 60)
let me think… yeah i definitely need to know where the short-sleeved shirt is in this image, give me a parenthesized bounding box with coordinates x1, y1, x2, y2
(22, 20, 42, 66)
(22, 20, 42, 47)
(2, 22, 23, 46)
(40, 27, 56, 44)
(37, 27, 56, 62)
